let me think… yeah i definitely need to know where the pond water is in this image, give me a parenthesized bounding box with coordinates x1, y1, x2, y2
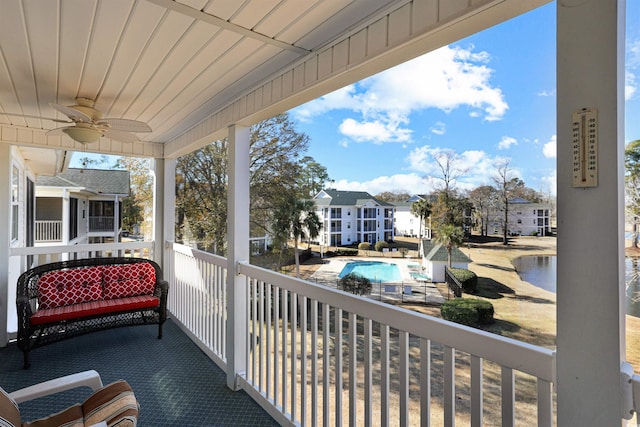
(513, 255, 640, 318)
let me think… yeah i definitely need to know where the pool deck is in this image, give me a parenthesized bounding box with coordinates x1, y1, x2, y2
(309, 257, 445, 304)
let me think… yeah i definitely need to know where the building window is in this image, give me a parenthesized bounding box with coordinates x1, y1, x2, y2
(11, 165, 19, 241)
(69, 198, 78, 240)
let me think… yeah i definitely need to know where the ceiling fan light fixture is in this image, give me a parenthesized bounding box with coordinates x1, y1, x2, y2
(62, 127, 102, 144)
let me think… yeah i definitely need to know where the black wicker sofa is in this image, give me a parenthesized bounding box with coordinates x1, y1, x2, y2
(16, 257, 168, 369)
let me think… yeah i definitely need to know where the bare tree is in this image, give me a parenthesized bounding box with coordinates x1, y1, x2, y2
(493, 160, 518, 245)
(468, 185, 497, 237)
(431, 149, 469, 198)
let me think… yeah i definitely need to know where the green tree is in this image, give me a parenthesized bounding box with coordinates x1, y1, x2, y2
(626, 140, 640, 247)
(114, 157, 153, 238)
(410, 198, 432, 238)
(435, 224, 465, 267)
(338, 273, 372, 296)
(272, 197, 322, 277)
(375, 191, 412, 203)
(298, 156, 330, 198)
(175, 113, 326, 256)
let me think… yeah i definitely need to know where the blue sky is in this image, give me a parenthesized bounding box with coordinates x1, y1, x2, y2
(289, 2, 640, 197)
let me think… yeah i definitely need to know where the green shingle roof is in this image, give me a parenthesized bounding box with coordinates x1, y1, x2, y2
(37, 168, 130, 195)
(422, 240, 472, 263)
(314, 189, 394, 207)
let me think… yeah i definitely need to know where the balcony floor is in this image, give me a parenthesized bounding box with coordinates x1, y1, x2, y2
(0, 320, 278, 426)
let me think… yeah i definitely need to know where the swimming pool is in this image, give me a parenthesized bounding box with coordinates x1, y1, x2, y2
(339, 261, 402, 283)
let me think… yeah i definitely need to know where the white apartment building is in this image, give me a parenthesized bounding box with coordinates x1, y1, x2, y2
(488, 197, 552, 237)
(313, 189, 395, 247)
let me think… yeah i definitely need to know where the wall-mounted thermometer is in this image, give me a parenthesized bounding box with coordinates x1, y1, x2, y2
(571, 108, 598, 188)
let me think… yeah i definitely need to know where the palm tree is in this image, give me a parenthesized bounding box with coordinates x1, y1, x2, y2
(272, 197, 322, 277)
(411, 198, 432, 239)
(435, 224, 465, 267)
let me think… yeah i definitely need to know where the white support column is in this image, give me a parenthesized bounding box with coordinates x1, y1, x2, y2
(0, 144, 10, 346)
(556, 1, 626, 425)
(114, 196, 120, 240)
(227, 124, 250, 390)
(152, 158, 176, 268)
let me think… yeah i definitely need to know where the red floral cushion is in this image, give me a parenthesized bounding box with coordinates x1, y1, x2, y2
(37, 266, 104, 309)
(103, 263, 156, 299)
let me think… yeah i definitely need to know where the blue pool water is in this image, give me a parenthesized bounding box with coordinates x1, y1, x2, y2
(339, 261, 402, 283)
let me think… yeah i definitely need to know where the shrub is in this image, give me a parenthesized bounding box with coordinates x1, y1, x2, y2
(441, 298, 495, 326)
(375, 241, 389, 252)
(449, 267, 478, 293)
(358, 242, 371, 251)
(330, 248, 358, 256)
(339, 273, 373, 296)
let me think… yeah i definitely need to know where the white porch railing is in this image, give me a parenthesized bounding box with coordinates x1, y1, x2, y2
(34, 220, 62, 242)
(166, 242, 556, 426)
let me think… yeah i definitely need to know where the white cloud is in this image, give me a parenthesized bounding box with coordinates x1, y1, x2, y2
(541, 170, 557, 196)
(497, 136, 517, 150)
(537, 89, 556, 97)
(339, 117, 412, 144)
(291, 44, 508, 144)
(543, 135, 557, 159)
(627, 71, 637, 101)
(430, 121, 446, 135)
(333, 173, 428, 195)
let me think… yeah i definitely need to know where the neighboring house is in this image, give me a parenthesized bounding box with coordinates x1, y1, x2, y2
(313, 189, 395, 246)
(419, 239, 472, 282)
(35, 168, 130, 246)
(488, 197, 552, 237)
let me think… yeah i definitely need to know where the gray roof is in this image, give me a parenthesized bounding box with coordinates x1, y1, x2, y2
(314, 189, 394, 207)
(422, 240, 472, 263)
(37, 168, 130, 196)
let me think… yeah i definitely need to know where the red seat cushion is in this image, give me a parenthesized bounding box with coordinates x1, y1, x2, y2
(30, 296, 160, 326)
(103, 263, 156, 299)
(37, 266, 104, 309)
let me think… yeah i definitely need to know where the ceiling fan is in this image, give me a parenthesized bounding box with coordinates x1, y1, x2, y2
(46, 98, 151, 144)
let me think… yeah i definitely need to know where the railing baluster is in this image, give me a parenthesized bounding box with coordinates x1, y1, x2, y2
(282, 290, 289, 418)
(400, 330, 409, 427)
(311, 300, 318, 427)
(291, 292, 297, 423)
(274, 287, 280, 410)
(501, 366, 515, 427)
(420, 338, 430, 427)
(349, 312, 357, 426)
(381, 324, 390, 427)
(444, 346, 455, 426)
(537, 378, 553, 427)
(301, 296, 308, 427)
(471, 355, 483, 427)
(364, 318, 372, 427)
(266, 283, 272, 401)
(322, 303, 330, 427)
(335, 308, 343, 426)
(259, 280, 265, 393)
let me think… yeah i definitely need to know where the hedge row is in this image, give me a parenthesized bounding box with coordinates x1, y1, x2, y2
(441, 298, 495, 326)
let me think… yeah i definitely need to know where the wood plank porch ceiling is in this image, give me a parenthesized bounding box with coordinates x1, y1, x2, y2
(0, 0, 548, 164)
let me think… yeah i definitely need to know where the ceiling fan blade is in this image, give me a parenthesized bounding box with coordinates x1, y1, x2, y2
(98, 118, 151, 132)
(102, 128, 139, 143)
(49, 103, 92, 123)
